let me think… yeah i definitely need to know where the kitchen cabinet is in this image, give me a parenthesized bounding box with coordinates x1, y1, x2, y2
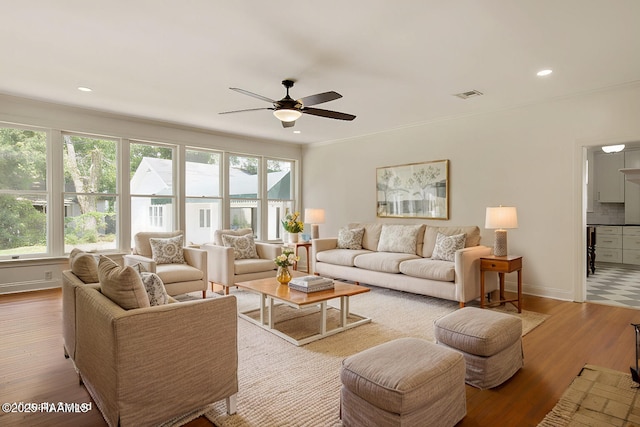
(595, 151, 625, 203)
(623, 226, 640, 265)
(596, 225, 622, 263)
(625, 149, 640, 223)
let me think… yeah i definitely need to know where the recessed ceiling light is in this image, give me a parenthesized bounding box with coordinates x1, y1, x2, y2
(536, 69, 553, 77)
(77, 86, 93, 92)
(293, 130, 301, 134)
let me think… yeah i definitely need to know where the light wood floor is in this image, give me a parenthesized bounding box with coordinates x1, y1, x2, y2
(1, 288, 639, 427)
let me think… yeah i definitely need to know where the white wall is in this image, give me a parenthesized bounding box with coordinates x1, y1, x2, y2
(302, 82, 640, 301)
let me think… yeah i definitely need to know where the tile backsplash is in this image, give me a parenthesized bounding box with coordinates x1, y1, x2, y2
(587, 202, 625, 224)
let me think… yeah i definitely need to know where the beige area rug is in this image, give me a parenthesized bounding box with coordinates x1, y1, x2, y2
(190, 285, 549, 427)
(538, 365, 640, 426)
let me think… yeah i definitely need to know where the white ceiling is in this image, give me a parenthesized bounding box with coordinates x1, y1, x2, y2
(2, 1, 639, 145)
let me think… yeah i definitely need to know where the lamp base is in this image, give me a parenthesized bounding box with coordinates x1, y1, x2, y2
(493, 230, 508, 257)
(311, 224, 320, 239)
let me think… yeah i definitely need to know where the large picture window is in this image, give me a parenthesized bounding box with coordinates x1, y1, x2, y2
(130, 141, 175, 238)
(0, 127, 48, 258)
(185, 148, 222, 244)
(63, 134, 118, 253)
(266, 159, 294, 240)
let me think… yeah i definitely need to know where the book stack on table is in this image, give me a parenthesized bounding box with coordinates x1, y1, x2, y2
(288, 275, 334, 293)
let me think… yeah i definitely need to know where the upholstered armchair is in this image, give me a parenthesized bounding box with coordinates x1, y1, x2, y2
(200, 228, 282, 294)
(73, 282, 238, 426)
(123, 231, 208, 298)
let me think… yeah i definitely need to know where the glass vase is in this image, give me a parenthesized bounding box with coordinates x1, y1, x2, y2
(276, 266, 292, 285)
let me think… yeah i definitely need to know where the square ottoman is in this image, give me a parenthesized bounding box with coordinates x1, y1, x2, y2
(340, 337, 466, 427)
(434, 307, 523, 389)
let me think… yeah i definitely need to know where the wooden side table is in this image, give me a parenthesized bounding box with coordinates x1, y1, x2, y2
(480, 255, 523, 313)
(286, 242, 312, 273)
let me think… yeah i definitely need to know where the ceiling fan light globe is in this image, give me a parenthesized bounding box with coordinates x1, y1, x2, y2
(273, 109, 302, 122)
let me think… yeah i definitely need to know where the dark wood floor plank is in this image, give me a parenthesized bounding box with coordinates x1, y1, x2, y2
(1, 288, 638, 426)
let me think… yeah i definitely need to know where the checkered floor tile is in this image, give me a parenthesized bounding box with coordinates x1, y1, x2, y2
(587, 263, 640, 309)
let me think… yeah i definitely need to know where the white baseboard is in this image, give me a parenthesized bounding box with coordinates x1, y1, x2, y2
(0, 279, 61, 294)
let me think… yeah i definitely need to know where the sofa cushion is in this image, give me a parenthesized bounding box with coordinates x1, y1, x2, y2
(338, 227, 365, 250)
(354, 252, 420, 274)
(98, 256, 150, 310)
(234, 258, 277, 275)
(149, 235, 186, 264)
(348, 222, 383, 251)
(399, 259, 456, 281)
(377, 224, 423, 254)
(316, 249, 372, 267)
(156, 263, 204, 284)
(69, 248, 99, 283)
(423, 226, 481, 258)
(432, 233, 466, 262)
(222, 233, 259, 259)
(140, 272, 170, 306)
(214, 228, 253, 246)
(134, 230, 183, 257)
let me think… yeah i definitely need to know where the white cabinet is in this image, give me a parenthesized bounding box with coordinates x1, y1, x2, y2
(623, 226, 640, 265)
(625, 149, 640, 223)
(595, 151, 625, 203)
(596, 226, 622, 263)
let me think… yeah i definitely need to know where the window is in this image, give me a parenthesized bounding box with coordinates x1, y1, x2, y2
(185, 149, 222, 244)
(229, 154, 260, 234)
(0, 126, 48, 258)
(130, 141, 175, 238)
(266, 159, 294, 240)
(63, 134, 118, 253)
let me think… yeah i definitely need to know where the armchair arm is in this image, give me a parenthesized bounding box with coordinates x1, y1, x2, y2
(183, 247, 208, 281)
(123, 254, 157, 273)
(454, 245, 496, 303)
(255, 242, 282, 260)
(75, 287, 238, 426)
(201, 243, 235, 286)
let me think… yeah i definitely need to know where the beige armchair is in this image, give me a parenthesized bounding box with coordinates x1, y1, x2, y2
(72, 281, 238, 426)
(124, 231, 208, 298)
(201, 228, 282, 294)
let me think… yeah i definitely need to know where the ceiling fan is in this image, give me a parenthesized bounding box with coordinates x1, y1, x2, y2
(220, 79, 356, 128)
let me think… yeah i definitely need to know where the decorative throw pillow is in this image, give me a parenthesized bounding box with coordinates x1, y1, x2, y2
(69, 248, 99, 283)
(149, 235, 185, 264)
(337, 227, 365, 250)
(130, 262, 148, 275)
(431, 233, 466, 262)
(377, 224, 422, 254)
(222, 233, 259, 259)
(98, 256, 150, 310)
(140, 272, 169, 306)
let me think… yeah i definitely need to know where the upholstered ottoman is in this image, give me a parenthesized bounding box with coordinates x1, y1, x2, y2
(434, 307, 523, 389)
(340, 337, 466, 427)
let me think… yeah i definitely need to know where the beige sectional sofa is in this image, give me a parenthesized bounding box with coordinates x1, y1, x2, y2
(312, 223, 497, 306)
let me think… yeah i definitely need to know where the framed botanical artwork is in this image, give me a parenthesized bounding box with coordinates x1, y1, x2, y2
(376, 159, 449, 219)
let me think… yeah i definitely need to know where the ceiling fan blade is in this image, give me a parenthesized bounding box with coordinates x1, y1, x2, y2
(229, 87, 276, 104)
(301, 107, 356, 121)
(219, 107, 273, 115)
(297, 91, 342, 107)
(281, 120, 295, 128)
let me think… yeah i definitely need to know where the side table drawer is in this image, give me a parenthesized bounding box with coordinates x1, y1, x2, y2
(481, 258, 522, 272)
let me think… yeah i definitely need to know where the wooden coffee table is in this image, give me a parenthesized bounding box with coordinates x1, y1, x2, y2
(235, 276, 371, 346)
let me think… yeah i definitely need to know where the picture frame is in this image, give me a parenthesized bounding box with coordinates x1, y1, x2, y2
(376, 159, 449, 219)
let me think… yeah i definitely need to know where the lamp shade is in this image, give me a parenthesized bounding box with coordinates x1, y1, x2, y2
(304, 208, 325, 225)
(273, 109, 302, 122)
(485, 206, 518, 230)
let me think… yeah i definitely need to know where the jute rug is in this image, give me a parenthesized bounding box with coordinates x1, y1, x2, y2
(538, 365, 640, 426)
(188, 285, 549, 427)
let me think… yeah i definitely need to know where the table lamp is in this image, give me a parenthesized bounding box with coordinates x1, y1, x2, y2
(304, 208, 325, 239)
(485, 206, 518, 257)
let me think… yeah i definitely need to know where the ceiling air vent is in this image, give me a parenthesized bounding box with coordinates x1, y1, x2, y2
(454, 90, 483, 99)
